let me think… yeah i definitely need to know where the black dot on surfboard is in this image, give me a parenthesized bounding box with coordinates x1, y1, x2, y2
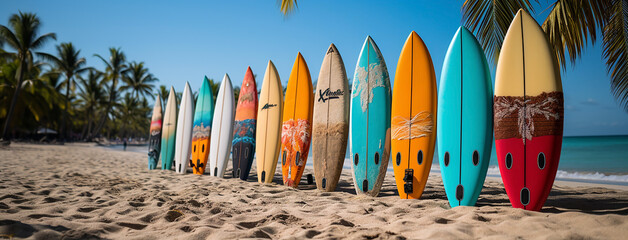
(396, 152, 401, 166)
(261, 171, 266, 182)
(506, 153, 513, 169)
(417, 150, 424, 165)
(296, 152, 301, 166)
(202, 144, 205, 153)
(322, 178, 327, 189)
(444, 152, 450, 167)
(282, 151, 287, 166)
(362, 179, 368, 193)
(354, 154, 359, 166)
(237, 168, 241, 178)
(374, 152, 379, 165)
(193, 145, 196, 153)
(456, 184, 464, 201)
(473, 150, 479, 166)
(537, 152, 546, 170)
(520, 187, 530, 206)
(214, 167, 218, 176)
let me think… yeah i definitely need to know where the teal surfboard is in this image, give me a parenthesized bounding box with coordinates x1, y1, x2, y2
(161, 87, 178, 170)
(437, 27, 493, 207)
(190, 76, 215, 174)
(350, 36, 392, 197)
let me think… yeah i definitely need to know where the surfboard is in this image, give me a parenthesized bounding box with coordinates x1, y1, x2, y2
(391, 31, 437, 199)
(161, 87, 178, 170)
(148, 94, 163, 170)
(190, 76, 215, 175)
(312, 44, 349, 192)
(437, 27, 493, 207)
(350, 36, 392, 196)
(232, 67, 258, 181)
(174, 82, 195, 174)
(256, 60, 284, 183)
(281, 53, 314, 188)
(495, 9, 564, 211)
(208, 74, 236, 177)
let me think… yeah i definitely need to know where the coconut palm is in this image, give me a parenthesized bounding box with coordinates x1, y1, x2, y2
(92, 47, 128, 138)
(278, 0, 298, 15)
(0, 11, 56, 143)
(38, 42, 88, 140)
(77, 69, 107, 140)
(461, 0, 628, 110)
(158, 85, 169, 106)
(121, 61, 157, 100)
(0, 60, 63, 136)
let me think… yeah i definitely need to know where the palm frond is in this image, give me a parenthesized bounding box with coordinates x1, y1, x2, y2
(278, 0, 298, 15)
(461, 0, 536, 65)
(603, 0, 628, 111)
(36, 52, 61, 66)
(0, 25, 20, 52)
(30, 32, 57, 49)
(542, 0, 610, 69)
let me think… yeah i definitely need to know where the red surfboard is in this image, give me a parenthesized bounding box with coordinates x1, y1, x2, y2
(494, 10, 564, 211)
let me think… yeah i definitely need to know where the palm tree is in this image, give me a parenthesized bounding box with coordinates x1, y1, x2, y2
(158, 85, 169, 106)
(278, 0, 298, 15)
(92, 47, 128, 139)
(0, 11, 56, 143)
(38, 42, 87, 141)
(461, 0, 628, 110)
(77, 69, 106, 140)
(121, 61, 157, 100)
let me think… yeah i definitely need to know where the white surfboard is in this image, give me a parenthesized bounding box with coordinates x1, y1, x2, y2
(174, 82, 195, 174)
(209, 74, 236, 177)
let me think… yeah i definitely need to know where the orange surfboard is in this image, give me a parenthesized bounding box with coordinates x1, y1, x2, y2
(281, 53, 314, 188)
(391, 31, 437, 199)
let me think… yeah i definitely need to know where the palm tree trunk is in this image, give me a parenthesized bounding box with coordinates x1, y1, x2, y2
(91, 75, 118, 140)
(1, 57, 26, 143)
(61, 73, 71, 142)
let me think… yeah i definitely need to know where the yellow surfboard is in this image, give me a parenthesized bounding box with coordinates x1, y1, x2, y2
(281, 53, 314, 188)
(256, 60, 284, 183)
(391, 31, 437, 199)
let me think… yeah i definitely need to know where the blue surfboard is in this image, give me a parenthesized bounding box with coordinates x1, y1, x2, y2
(437, 27, 493, 207)
(350, 36, 392, 197)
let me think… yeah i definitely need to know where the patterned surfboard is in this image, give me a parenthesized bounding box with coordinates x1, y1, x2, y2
(312, 44, 350, 192)
(495, 10, 564, 211)
(148, 94, 162, 170)
(350, 36, 392, 197)
(232, 67, 258, 181)
(190, 76, 215, 174)
(281, 53, 314, 188)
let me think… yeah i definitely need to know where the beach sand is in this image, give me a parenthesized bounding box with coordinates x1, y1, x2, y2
(1, 143, 627, 239)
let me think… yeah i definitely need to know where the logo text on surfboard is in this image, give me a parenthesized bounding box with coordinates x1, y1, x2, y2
(318, 88, 344, 103)
(261, 103, 277, 110)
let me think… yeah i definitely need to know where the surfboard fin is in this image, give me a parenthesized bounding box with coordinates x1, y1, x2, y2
(403, 169, 414, 194)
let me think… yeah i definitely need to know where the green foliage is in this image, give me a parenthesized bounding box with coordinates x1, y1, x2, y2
(0, 12, 160, 141)
(462, 0, 628, 111)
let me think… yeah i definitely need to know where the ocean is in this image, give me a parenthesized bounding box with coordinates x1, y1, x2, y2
(104, 135, 628, 186)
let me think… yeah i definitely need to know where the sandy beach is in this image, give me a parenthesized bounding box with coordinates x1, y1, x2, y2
(0, 143, 627, 239)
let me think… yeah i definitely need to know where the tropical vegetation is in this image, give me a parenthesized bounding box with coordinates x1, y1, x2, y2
(0, 11, 159, 144)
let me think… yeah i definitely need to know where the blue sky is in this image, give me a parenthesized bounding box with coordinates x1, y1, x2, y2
(1, 0, 626, 136)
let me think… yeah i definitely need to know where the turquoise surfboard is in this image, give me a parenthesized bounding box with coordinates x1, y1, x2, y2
(350, 36, 392, 197)
(190, 76, 215, 174)
(161, 87, 178, 170)
(437, 27, 493, 207)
